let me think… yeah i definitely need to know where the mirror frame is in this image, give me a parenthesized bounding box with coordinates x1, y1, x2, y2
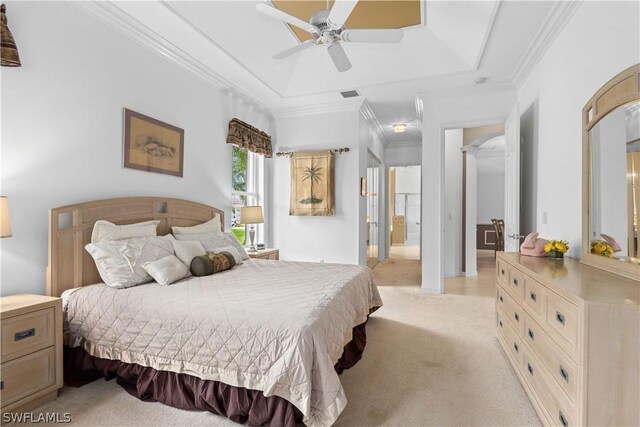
(582, 63, 640, 281)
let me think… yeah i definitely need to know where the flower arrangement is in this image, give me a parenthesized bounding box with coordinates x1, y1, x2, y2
(544, 240, 569, 259)
(590, 240, 614, 257)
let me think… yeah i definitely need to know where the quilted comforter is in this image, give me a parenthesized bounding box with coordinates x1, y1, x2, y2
(63, 259, 382, 426)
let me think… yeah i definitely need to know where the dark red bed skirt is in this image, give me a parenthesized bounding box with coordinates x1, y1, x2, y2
(64, 321, 369, 427)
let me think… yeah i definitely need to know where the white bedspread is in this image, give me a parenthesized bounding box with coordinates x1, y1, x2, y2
(63, 259, 382, 426)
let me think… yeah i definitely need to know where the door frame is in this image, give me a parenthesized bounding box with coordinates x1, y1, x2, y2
(386, 164, 422, 261)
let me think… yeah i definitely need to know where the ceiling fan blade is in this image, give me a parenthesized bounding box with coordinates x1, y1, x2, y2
(256, 3, 318, 34)
(327, 0, 358, 30)
(327, 43, 352, 72)
(273, 40, 316, 59)
(341, 29, 404, 44)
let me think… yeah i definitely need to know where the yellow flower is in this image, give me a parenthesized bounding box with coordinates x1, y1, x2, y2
(555, 242, 568, 253)
(544, 242, 553, 253)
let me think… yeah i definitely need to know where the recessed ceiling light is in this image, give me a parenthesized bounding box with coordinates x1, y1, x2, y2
(393, 124, 406, 133)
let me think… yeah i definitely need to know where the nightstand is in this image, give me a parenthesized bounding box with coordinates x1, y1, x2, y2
(0, 294, 63, 415)
(248, 248, 279, 260)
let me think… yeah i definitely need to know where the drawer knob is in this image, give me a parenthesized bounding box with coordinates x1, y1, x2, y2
(499, 296, 503, 303)
(14, 327, 36, 341)
(513, 342, 519, 353)
(528, 328, 534, 340)
(499, 320, 503, 328)
(501, 269, 505, 275)
(560, 366, 569, 383)
(513, 278, 519, 286)
(530, 292, 537, 302)
(514, 312, 520, 322)
(527, 363, 533, 375)
(0, 380, 3, 390)
(556, 311, 566, 325)
(559, 411, 568, 427)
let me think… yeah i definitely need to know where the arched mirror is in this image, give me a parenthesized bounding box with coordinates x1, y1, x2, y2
(582, 64, 640, 280)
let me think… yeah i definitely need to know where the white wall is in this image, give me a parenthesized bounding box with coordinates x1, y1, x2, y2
(395, 166, 421, 194)
(517, 0, 640, 258)
(444, 130, 463, 277)
(271, 106, 363, 265)
(418, 87, 516, 293)
(0, 3, 271, 296)
(477, 155, 506, 224)
(385, 142, 422, 167)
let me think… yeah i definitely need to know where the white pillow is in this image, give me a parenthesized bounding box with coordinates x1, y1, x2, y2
(172, 240, 206, 268)
(171, 216, 221, 236)
(175, 232, 250, 260)
(213, 246, 243, 265)
(142, 255, 189, 286)
(91, 219, 160, 243)
(223, 232, 250, 260)
(85, 235, 174, 289)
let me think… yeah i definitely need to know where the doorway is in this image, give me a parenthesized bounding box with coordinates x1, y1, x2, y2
(367, 153, 381, 269)
(389, 166, 421, 260)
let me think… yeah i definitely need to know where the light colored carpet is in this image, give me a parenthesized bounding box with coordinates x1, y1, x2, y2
(371, 258, 421, 287)
(389, 244, 420, 260)
(17, 255, 540, 426)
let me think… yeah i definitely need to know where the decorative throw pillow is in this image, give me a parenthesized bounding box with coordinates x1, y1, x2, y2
(171, 216, 221, 236)
(91, 219, 160, 243)
(190, 252, 236, 277)
(85, 235, 175, 289)
(172, 239, 206, 268)
(142, 255, 189, 286)
(213, 246, 243, 265)
(223, 232, 250, 260)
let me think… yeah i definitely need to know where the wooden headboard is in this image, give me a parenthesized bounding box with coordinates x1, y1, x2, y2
(46, 197, 224, 297)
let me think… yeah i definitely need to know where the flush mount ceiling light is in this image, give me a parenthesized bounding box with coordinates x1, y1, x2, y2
(393, 124, 406, 133)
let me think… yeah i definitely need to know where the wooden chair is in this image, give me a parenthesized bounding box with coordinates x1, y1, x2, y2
(491, 218, 505, 256)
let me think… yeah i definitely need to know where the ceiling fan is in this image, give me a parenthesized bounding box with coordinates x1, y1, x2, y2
(256, 0, 404, 72)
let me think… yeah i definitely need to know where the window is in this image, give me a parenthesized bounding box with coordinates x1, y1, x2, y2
(231, 145, 263, 245)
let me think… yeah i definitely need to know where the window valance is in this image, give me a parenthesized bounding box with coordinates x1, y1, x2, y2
(226, 118, 272, 158)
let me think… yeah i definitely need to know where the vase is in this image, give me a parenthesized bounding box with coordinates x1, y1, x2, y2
(548, 251, 564, 260)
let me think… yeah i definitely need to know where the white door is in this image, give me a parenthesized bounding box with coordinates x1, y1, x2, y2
(406, 194, 421, 245)
(504, 104, 521, 251)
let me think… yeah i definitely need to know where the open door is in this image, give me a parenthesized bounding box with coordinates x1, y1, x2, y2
(504, 104, 521, 252)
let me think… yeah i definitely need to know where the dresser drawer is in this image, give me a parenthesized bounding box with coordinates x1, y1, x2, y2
(507, 267, 526, 301)
(545, 292, 579, 355)
(523, 349, 575, 427)
(0, 347, 56, 407)
(497, 285, 525, 336)
(525, 278, 547, 318)
(1, 307, 55, 362)
(497, 306, 524, 369)
(497, 259, 510, 286)
(524, 315, 579, 404)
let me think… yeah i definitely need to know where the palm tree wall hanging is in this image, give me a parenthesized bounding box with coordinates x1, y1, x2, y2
(290, 150, 335, 216)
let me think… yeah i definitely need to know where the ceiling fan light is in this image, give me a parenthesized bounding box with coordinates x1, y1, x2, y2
(393, 124, 406, 133)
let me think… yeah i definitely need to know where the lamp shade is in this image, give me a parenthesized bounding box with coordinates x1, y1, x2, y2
(1, 4, 21, 67)
(1, 196, 12, 238)
(240, 206, 263, 224)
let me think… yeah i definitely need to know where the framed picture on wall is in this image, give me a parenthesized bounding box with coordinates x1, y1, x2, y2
(123, 108, 184, 177)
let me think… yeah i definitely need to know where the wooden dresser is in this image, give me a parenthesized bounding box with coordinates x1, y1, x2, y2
(0, 295, 63, 415)
(495, 253, 639, 427)
(248, 248, 279, 260)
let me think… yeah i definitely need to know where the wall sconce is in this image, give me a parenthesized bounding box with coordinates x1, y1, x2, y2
(1, 3, 22, 67)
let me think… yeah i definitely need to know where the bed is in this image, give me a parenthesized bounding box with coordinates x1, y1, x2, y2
(47, 197, 382, 427)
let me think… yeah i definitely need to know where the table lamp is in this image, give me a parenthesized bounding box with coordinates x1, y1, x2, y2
(240, 206, 263, 252)
(1, 196, 12, 238)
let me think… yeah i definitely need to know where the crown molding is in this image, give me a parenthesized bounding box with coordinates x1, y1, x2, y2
(72, 1, 275, 118)
(359, 100, 387, 145)
(472, 0, 501, 71)
(511, 1, 582, 87)
(273, 97, 365, 118)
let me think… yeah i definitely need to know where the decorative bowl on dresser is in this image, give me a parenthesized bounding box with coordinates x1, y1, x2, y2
(495, 252, 639, 426)
(248, 248, 279, 260)
(0, 295, 63, 415)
